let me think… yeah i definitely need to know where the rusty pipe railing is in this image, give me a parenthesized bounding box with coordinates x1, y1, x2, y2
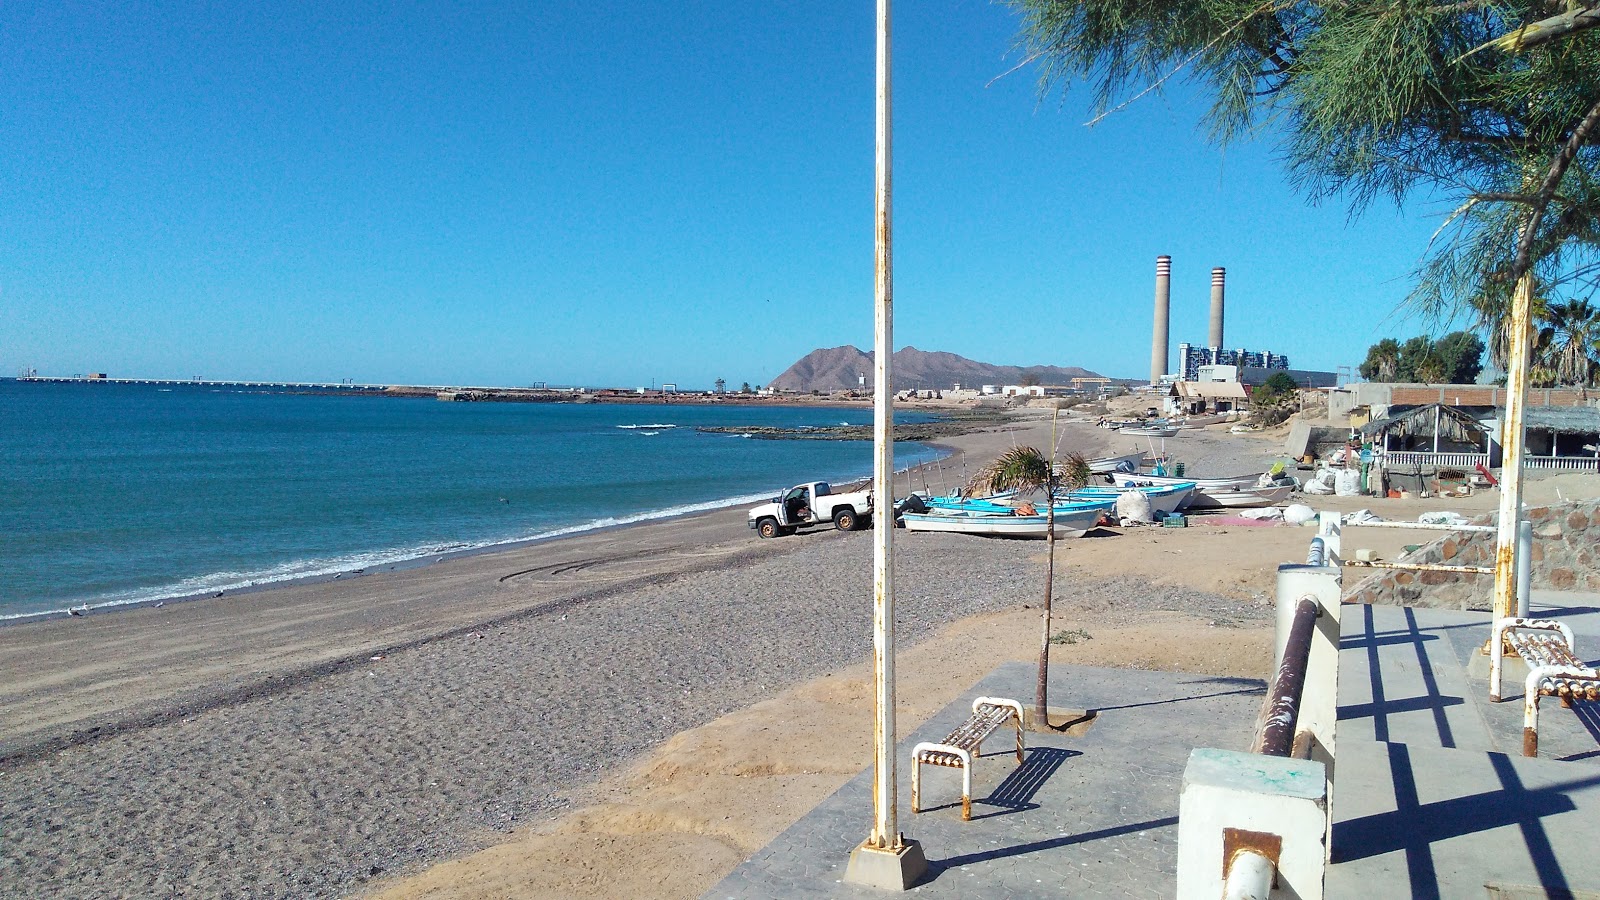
(1255, 596, 1318, 757)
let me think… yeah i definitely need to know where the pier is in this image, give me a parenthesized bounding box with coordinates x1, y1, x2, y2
(16, 376, 389, 391)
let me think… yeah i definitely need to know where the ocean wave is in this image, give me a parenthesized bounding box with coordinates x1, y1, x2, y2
(615, 423, 677, 430)
(1, 490, 779, 623)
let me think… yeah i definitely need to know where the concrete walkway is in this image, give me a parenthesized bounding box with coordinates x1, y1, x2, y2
(710, 592, 1600, 897)
(1328, 591, 1600, 898)
(709, 661, 1265, 898)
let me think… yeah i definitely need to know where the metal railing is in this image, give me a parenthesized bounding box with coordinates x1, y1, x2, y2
(1254, 596, 1319, 758)
(1329, 511, 1533, 617)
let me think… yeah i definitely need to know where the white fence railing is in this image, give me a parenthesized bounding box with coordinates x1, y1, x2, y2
(1378, 450, 1490, 468)
(1175, 527, 1341, 899)
(1525, 456, 1600, 471)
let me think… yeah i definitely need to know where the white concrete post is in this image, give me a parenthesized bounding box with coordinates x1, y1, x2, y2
(1316, 512, 1342, 567)
(1176, 749, 1327, 900)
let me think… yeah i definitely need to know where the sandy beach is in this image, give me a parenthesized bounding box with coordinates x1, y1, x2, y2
(0, 407, 1508, 899)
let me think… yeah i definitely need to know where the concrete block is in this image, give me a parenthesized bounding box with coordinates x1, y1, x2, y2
(843, 839, 927, 891)
(1177, 749, 1327, 900)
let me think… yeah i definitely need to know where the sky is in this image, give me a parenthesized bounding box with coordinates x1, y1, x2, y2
(1, 1, 1468, 388)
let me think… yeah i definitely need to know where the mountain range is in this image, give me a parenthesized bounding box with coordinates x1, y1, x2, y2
(765, 346, 1104, 393)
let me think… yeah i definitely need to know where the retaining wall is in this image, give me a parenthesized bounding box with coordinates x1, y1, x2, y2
(1343, 497, 1600, 610)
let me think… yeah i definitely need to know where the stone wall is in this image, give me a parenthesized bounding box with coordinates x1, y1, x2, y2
(1342, 498, 1600, 610)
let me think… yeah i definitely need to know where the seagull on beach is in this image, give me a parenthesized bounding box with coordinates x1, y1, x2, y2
(67, 604, 89, 617)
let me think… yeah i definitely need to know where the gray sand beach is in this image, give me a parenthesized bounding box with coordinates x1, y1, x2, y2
(1, 410, 1291, 899)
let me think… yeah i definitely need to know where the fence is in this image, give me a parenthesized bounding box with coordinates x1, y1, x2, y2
(1175, 520, 1342, 899)
(1333, 511, 1532, 618)
(1525, 455, 1600, 472)
(1377, 450, 1490, 469)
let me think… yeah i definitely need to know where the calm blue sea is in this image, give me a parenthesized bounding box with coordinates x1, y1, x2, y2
(0, 381, 937, 620)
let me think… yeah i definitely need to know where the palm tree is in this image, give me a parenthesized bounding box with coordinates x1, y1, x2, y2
(1471, 280, 1551, 373)
(1359, 338, 1401, 382)
(966, 434, 1091, 726)
(1537, 299, 1600, 393)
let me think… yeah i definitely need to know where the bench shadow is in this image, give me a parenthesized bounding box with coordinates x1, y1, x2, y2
(914, 746, 1081, 821)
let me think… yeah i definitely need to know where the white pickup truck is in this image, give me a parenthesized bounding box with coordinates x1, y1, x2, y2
(748, 481, 873, 538)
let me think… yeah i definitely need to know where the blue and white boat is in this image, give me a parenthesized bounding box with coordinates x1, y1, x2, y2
(901, 505, 1104, 538)
(923, 495, 1115, 515)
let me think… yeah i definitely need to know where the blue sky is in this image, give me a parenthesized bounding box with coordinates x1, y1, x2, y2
(1, 1, 1464, 388)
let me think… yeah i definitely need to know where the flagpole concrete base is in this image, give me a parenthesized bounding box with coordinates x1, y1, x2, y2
(1024, 707, 1097, 735)
(844, 839, 927, 891)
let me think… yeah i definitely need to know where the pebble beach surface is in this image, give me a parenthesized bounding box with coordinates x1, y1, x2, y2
(1, 408, 1283, 899)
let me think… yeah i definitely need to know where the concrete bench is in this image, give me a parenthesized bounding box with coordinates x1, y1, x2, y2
(910, 696, 1024, 821)
(1491, 617, 1599, 757)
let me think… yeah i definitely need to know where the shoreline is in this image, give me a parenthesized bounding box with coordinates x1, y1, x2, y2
(0, 416, 1059, 758)
(5, 415, 995, 624)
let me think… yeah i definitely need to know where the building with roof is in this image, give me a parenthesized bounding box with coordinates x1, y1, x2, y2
(1358, 402, 1600, 472)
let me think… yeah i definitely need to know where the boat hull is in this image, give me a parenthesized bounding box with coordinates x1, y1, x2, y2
(1087, 450, 1149, 474)
(901, 507, 1102, 538)
(1108, 473, 1293, 508)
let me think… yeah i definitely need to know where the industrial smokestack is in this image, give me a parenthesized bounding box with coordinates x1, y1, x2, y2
(1208, 267, 1226, 350)
(1150, 256, 1171, 384)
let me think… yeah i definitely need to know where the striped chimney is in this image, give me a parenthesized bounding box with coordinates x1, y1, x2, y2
(1208, 267, 1226, 350)
(1150, 256, 1171, 384)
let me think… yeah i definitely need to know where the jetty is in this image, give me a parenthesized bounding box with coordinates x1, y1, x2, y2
(16, 375, 388, 391)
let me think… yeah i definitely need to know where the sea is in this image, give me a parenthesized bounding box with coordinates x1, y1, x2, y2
(0, 380, 939, 621)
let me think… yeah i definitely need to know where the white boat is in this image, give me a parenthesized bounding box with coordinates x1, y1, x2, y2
(1119, 425, 1179, 437)
(1109, 472, 1260, 491)
(1066, 481, 1196, 516)
(1108, 472, 1294, 508)
(1086, 450, 1149, 474)
(901, 506, 1103, 538)
(1191, 484, 1296, 508)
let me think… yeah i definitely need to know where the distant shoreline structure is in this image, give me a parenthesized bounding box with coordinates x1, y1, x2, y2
(8, 375, 870, 406)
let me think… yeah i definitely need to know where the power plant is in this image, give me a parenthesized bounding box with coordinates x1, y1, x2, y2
(1149, 256, 1171, 385)
(1208, 267, 1226, 350)
(1148, 256, 1298, 385)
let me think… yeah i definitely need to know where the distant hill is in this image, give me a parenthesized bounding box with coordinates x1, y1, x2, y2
(765, 346, 1104, 393)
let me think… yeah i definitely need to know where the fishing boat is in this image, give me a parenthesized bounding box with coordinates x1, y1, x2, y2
(1119, 424, 1179, 437)
(1109, 472, 1260, 491)
(1086, 450, 1149, 474)
(924, 495, 1116, 515)
(1065, 481, 1197, 516)
(1108, 472, 1294, 509)
(1173, 413, 1228, 428)
(900, 506, 1104, 538)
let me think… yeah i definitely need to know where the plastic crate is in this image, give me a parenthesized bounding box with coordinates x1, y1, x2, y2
(1162, 514, 1187, 528)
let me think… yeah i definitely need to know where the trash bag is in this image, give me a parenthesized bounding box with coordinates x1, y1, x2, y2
(1283, 504, 1317, 526)
(1303, 469, 1337, 495)
(1115, 490, 1156, 525)
(1346, 509, 1384, 525)
(1239, 507, 1285, 520)
(1419, 511, 1471, 526)
(1334, 469, 1362, 496)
